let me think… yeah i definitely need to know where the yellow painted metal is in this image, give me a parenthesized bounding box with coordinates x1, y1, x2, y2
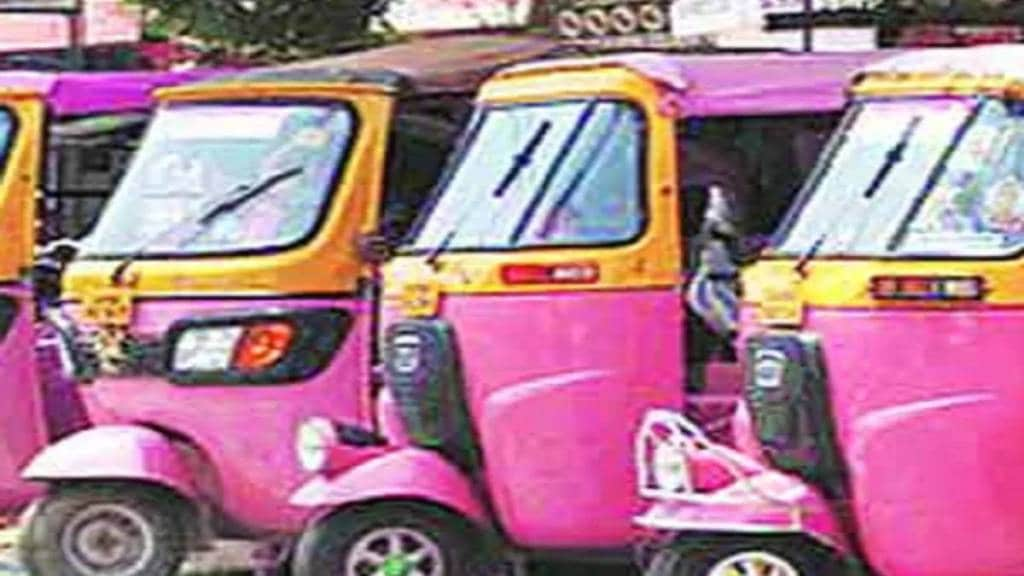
(0, 91, 44, 283)
(63, 82, 397, 300)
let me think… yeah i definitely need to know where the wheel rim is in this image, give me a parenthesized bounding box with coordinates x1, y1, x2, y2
(345, 527, 445, 576)
(60, 503, 157, 576)
(708, 550, 801, 576)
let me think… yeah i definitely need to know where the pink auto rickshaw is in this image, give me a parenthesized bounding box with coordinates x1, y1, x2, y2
(0, 69, 219, 520)
(19, 34, 561, 576)
(635, 44, 1024, 576)
(288, 51, 885, 575)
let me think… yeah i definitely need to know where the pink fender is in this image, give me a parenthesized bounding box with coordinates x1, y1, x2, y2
(22, 425, 198, 499)
(374, 387, 410, 445)
(636, 473, 849, 555)
(635, 411, 848, 555)
(290, 447, 487, 525)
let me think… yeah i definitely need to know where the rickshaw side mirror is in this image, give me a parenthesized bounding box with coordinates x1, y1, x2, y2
(40, 238, 81, 266)
(357, 231, 394, 265)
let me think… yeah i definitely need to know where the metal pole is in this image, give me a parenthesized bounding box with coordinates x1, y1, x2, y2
(803, 0, 813, 51)
(802, 0, 813, 51)
(67, 0, 84, 69)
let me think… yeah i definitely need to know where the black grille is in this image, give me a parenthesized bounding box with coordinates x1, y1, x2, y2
(745, 332, 846, 497)
(384, 319, 480, 471)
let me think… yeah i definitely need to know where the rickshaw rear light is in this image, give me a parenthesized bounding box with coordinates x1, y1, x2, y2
(500, 262, 600, 285)
(233, 322, 296, 371)
(870, 275, 985, 301)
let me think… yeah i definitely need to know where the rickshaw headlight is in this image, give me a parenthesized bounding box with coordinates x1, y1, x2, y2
(652, 441, 691, 493)
(172, 326, 245, 372)
(296, 417, 339, 473)
(165, 309, 353, 386)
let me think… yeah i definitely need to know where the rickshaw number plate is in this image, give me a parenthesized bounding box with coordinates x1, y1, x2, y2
(81, 289, 134, 326)
(400, 282, 440, 317)
(758, 284, 804, 327)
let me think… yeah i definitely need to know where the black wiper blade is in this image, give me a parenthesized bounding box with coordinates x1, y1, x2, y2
(509, 100, 599, 246)
(793, 115, 922, 275)
(109, 165, 303, 286)
(885, 101, 985, 251)
(424, 120, 553, 268)
(535, 106, 625, 240)
(198, 166, 303, 226)
(861, 116, 922, 201)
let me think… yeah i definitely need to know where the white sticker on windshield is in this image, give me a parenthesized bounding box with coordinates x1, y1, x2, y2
(156, 108, 291, 140)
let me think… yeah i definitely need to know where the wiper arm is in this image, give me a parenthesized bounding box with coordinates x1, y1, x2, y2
(424, 120, 553, 268)
(885, 101, 985, 251)
(509, 100, 599, 245)
(793, 115, 922, 276)
(534, 106, 625, 240)
(109, 165, 304, 286)
(197, 166, 303, 226)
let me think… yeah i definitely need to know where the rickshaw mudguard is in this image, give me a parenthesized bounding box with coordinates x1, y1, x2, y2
(290, 447, 488, 525)
(635, 476, 850, 556)
(22, 425, 199, 499)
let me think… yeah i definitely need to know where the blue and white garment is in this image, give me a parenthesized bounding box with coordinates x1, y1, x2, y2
(686, 235, 739, 338)
(687, 185, 741, 338)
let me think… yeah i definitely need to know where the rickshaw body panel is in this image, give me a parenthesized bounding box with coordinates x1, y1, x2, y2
(0, 286, 45, 513)
(747, 251, 1024, 575)
(23, 425, 199, 499)
(0, 73, 223, 515)
(446, 289, 683, 547)
(63, 296, 371, 531)
(291, 447, 488, 525)
(0, 97, 46, 514)
(801, 305, 1024, 576)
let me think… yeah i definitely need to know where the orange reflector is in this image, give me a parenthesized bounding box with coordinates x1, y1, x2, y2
(233, 322, 296, 371)
(870, 276, 985, 301)
(500, 262, 600, 285)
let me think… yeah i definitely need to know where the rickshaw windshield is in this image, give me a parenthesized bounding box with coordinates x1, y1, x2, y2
(80, 103, 354, 258)
(409, 99, 645, 252)
(776, 96, 1024, 258)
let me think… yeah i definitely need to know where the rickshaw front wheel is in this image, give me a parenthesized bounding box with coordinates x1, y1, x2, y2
(646, 537, 842, 576)
(292, 501, 490, 576)
(18, 482, 188, 576)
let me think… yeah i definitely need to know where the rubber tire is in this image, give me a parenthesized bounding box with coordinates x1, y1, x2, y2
(18, 483, 188, 576)
(292, 502, 487, 576)
(646, 539, 842, 576)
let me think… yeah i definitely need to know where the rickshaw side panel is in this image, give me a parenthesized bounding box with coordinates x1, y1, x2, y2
(22, 424, 199, 498)
(444, 289, 685, 548)
(291, 447, 488, 525)
(807, 306, 1024, 576)
(72, 296, 372, 533)
(0, 286, 45, 513)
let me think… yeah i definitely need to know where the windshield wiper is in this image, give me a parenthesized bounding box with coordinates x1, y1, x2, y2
(109, 165, 304, 285)
(534, 106, 625, 240)
(885, 101, 985, 251)
(508, 100, 599, 246)
(424, 120, 553, 267)
(794, 116, 922, 276)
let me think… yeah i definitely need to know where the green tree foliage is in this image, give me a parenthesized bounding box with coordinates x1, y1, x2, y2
(127, 0, 388, 60)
